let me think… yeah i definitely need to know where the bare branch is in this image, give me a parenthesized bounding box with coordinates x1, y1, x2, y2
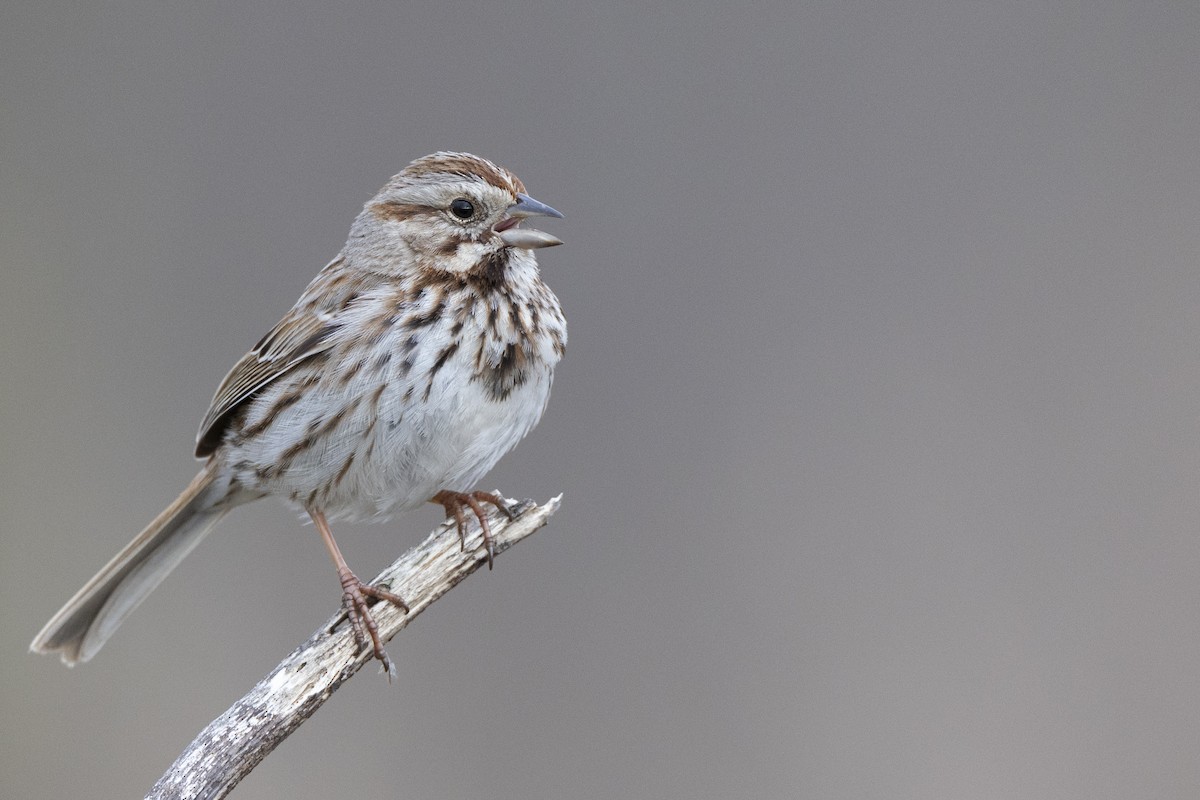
(146, 495, 561, 800)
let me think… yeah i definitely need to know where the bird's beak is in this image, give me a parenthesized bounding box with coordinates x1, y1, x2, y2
(495, 193, 564, 249)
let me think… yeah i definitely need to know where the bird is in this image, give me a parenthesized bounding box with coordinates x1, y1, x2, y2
(31, 152, 566, 672)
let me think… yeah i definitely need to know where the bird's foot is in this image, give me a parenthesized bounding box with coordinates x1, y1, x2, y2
(431, 490, 515, 569)
(338, 567, 408, 677)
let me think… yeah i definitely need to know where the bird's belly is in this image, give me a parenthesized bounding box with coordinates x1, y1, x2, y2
(367, 372, 550, 511)
(226, 350, 553, 522)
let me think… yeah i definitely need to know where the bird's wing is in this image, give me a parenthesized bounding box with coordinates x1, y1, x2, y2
(194, 305, 342, 457)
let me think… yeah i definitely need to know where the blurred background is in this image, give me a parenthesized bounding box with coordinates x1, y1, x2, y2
(4, 2, 1200, 798)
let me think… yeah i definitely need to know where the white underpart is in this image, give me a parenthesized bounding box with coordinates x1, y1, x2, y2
(225, 248, 562, 522)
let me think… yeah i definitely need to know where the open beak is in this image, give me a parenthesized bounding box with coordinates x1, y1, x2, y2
(495, 193, 564, 249)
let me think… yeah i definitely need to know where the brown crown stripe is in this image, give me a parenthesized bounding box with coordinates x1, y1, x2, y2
(404, 154, 524, 194)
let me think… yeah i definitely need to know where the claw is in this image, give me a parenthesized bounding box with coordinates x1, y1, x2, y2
(431, 490, 513, 569)
(338, 568, 408, 675)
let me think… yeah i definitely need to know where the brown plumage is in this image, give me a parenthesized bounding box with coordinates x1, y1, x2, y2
(32, 152, 566, 671)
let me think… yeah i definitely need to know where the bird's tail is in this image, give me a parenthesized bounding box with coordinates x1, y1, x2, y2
(31, 465, 228, 665)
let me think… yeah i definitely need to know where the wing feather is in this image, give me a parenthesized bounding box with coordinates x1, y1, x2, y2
(194, 307, 341, 457)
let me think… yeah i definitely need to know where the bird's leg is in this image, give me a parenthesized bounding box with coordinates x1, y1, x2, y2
(309, 508, 408, 675)
(430, 490, 515, 569)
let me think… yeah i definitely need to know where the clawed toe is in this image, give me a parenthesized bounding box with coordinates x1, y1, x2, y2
(339, 570, 408, 674)
(432, 490, 513, 569)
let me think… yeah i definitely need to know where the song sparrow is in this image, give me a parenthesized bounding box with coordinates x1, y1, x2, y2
(31, 152, 566, 671)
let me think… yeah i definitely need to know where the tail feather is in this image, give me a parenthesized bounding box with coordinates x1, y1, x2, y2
(31, 467, 227, 665)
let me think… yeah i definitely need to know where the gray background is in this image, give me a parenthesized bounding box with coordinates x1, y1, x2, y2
(4, 2, 1200, 798)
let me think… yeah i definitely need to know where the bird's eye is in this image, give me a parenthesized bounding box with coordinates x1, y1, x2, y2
(449, 198, 475, 220)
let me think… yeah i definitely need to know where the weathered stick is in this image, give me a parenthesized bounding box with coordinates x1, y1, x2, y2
(146, 495, 561, 800)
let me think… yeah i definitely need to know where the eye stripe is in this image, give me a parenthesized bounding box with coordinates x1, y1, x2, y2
(370, 201, 437, 222)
